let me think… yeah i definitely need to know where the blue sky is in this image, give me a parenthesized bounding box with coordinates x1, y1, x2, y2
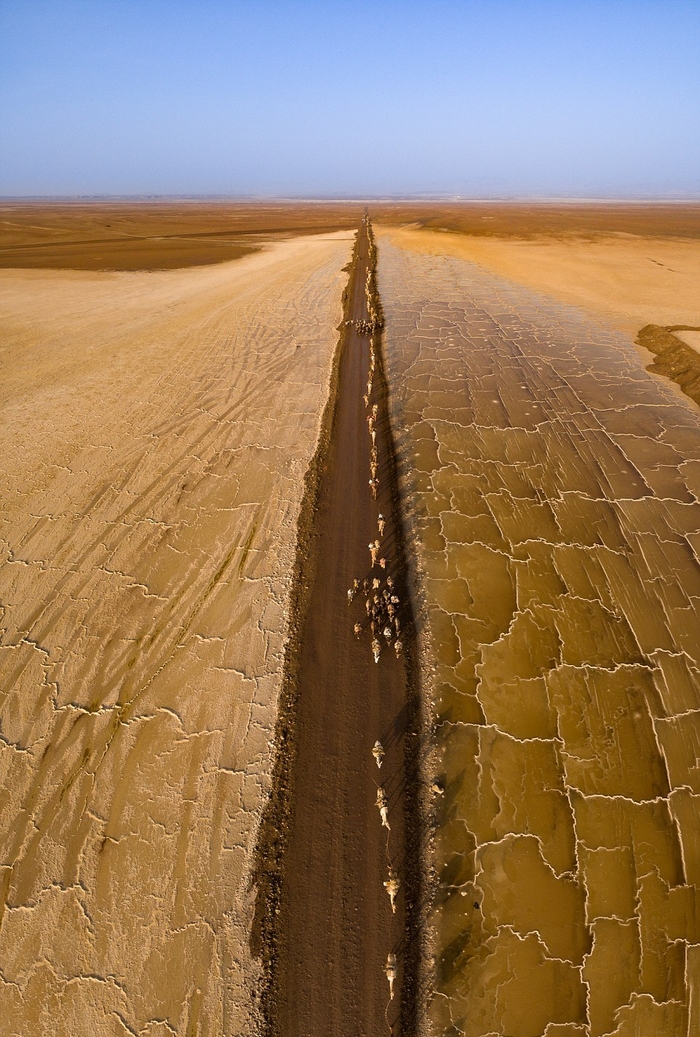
(1, 0, 699, 198)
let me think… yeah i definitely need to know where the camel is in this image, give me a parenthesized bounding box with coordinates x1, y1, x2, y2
(372, 637, 381, 664)
(369, 541, 379, 566)
(383, 625, 392, 642)
(385, 953, 397, 1000)
(394, 639, 403, 658)
(384, 868, 400, 913)
(379, 557, 387, 569)
(376, 786, 390, 828)
(353, 622, 362, 638)
(378, 514, 386, 537)
(372, 740, 385, 768)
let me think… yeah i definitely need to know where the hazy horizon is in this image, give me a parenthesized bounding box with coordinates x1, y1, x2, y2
(1, 0, 699, 199)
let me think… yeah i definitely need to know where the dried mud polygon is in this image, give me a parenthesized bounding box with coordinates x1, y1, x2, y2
(377, 235, 700, 1037)
(0, 234, 353, 1036)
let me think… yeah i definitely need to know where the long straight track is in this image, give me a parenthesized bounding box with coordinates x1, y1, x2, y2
(253, 219, 422, 1036)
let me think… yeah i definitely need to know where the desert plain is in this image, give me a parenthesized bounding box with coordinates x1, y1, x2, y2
(1, 201, 700, 1037)
(376, 206, 700, 1037)
(0, 206, 355, 1035)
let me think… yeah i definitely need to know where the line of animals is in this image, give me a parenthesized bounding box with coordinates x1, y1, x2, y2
(372, 738, 399, 1002)
(346, 229, 403, 667)
(348, 218, 447, 1020)
(356, 218, 399, 1012)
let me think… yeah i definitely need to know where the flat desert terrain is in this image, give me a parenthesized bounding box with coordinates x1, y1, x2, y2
(378, 222, 700, 1037)
(0, 201, 362, 271)
(3, 201, 700, 1037)
(0, 228, 353, 1035)
(373, 203, 700, 335)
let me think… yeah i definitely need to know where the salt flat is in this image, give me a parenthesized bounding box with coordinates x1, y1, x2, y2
(377, 229, 700, 1037)
(0, 231, 352, 1036)
(380, 226, 700, 335)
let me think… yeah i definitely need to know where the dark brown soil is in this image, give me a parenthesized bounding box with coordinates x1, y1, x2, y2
(0, 201, 363, 270)
(370, 201, 700, 240)
(637, 324, 700, 409)
(251, 219, 423, 1037)
(4, 201, 698, 273)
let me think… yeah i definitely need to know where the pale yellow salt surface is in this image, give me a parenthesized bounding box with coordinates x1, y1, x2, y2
(378, 226, 700, 335)
(675, 330, 700, 354)
(377, 231, 700, 1037)
(0, 232, 353, 1035)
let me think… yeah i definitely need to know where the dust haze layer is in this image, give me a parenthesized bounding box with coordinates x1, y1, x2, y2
(377, 229, 700, 1037)
(0, 232, 353, 1035)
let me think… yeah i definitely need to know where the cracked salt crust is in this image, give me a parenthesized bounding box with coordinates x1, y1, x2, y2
(0, 232, 353, 1036)
(377, 230, 700, 1037)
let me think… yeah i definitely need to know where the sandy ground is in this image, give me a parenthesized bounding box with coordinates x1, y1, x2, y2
(377, 227, 700, 336)
(377, 228, 700, 1037)
(675, 330, 700, 355)
(0, 231, 352, 1036)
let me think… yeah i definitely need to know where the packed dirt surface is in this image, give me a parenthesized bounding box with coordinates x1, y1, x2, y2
(377, 230, 700, 1037)
(0, 231, 353, 1035)
(0, 201, 363, 271)
(254, 220, 422, 1037)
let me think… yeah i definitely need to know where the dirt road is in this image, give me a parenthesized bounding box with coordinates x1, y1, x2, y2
(254, 220, 421, 1036)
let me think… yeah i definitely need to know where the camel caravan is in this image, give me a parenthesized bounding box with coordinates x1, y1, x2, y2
(355, 214, 405, 1015)
(346, 276, 404, 665)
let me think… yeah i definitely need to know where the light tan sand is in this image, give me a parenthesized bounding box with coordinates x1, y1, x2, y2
(675, 330, 700, 354)
(0, 231, 353, 1035)
(378, 227, 700, 335)
(377, 231, 700, 1037)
